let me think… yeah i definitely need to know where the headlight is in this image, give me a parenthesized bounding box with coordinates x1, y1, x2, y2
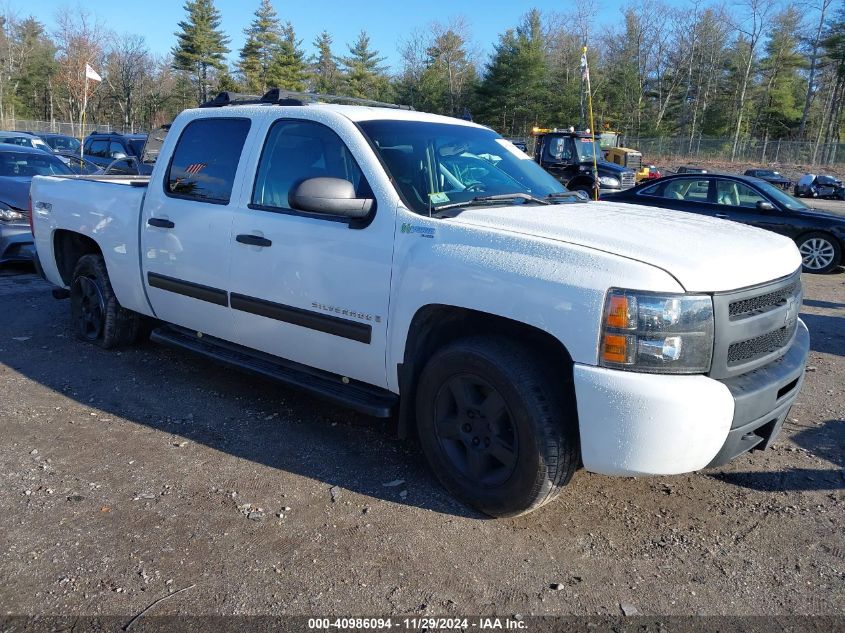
(0, 206, 24, 222)
(600, 289, 714, 374)
(599, 176, 620, 187)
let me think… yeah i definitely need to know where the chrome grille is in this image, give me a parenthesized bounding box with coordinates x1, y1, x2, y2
(727, 321, 798, 366)
(710, 270, 802, 379)
(729, 281, 799, 318)
(620, 172, 636, 189)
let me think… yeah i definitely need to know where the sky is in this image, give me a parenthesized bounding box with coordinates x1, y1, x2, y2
(12, 0, 649, 71)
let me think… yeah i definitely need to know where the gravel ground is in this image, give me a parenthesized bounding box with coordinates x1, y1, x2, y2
(0, 264, 842, 621)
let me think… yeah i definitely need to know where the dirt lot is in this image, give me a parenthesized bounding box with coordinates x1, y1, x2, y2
(0, 264, 842, 622)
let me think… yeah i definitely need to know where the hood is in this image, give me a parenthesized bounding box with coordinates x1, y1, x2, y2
(447, 201, 801, 292)
(0, 177, 33, 210)
(593, 160, 630, 175)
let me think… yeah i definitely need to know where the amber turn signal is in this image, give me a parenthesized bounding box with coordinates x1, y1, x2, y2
(606, 295, 634, 329)
(603, 333, 634, 364)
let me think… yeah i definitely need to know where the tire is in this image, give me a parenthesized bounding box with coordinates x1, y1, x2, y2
(796, 232, 842, 274)
(415, 336, 579, 517)
(70, 254, 140, 348)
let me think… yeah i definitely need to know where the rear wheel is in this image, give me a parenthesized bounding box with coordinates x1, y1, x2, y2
(797, 233, 841, 274)
(415, 336, 579, 517)
(70, 254, 140, 348)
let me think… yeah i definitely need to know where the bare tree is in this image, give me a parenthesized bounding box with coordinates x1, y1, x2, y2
(105, 33, 152, 131)
(798, 0, 834, 138)
(53, 8, 105, 135)
(728, 0, 777, 161)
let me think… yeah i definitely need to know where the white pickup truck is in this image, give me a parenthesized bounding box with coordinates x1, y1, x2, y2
(30, 91, 809, 517)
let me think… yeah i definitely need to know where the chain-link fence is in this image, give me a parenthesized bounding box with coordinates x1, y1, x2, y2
(0, 118, 113, 138)
(635, 137, 844, 167)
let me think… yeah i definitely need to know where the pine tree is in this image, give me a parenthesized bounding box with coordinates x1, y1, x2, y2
(172, 0, 230, 103)
(270, 22, 307, 90)
(340, 31, 389, 99)
(754, 6, 806, 140)
(311, 31, 339, 94)
(475, 11, 547, 135)
(238, 0, 281, 93)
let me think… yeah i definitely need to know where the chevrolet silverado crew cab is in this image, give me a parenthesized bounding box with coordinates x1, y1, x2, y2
(30, 90, 809, 517)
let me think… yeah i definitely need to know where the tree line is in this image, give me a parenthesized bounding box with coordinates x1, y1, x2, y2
(0, 0, 842, 158)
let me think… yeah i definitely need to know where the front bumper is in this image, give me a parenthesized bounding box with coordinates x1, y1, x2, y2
(574, 319, 808, 476)
(707, 318, 809, 465)
(0, 222, 35, 263)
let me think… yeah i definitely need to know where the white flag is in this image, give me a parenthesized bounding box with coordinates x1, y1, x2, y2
(85, 63, 102, 82)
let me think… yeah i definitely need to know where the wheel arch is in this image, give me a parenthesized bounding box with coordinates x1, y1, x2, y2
(396, 304, 576, 440)
(53, 230, 103, 286)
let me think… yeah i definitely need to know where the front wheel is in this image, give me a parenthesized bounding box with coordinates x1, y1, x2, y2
(797, 233, 841, 274)
(70, 254, 140, 348)
(415, 336, 579, 517)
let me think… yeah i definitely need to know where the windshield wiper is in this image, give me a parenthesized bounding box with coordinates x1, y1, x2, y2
(546, 191, 590, 202)
(433, 192, 552, 213)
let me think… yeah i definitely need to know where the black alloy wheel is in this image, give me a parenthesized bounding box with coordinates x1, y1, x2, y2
(433, 373, 519, 487)
(72, 275, 105, 341)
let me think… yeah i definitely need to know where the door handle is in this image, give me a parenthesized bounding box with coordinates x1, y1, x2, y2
(715, 213, 729, 219)
(236, 234, 272, 247)
(147, 217, 175, 229)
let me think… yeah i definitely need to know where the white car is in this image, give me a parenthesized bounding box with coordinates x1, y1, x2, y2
(30, 91, 809, 517)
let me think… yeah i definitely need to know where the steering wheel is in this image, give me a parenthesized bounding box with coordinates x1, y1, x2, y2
(464, 182, 485, 192)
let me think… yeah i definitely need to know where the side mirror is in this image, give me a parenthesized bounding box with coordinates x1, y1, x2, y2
(756, 200, 775, 211)
(111, 152, 127, 160)
(289, 177, 374, 219)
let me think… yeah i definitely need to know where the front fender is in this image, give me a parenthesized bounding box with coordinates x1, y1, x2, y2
(385, 212, 684, 391)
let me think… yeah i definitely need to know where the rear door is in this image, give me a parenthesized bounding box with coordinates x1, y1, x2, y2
(140, 115, 252, 341)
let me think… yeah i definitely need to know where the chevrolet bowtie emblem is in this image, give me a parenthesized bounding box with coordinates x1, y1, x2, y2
(784, 296, 798, 327)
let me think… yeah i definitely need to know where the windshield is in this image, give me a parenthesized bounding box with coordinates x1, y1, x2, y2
(575, 138, 600, 162)
(755, 179, 810, 211)
(756, 170, 780, 178)
(0, 151, 73, 177)
(358, 120, 566, 214)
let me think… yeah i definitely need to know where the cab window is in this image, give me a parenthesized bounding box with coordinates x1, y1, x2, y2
(87, 139, 109, 158)
(252, 119, 370, 213)
(715, 180, 766, 207)
(109, 141, 127, 158)
(165, 118, 251, 204)
(639, 178, 709, 202)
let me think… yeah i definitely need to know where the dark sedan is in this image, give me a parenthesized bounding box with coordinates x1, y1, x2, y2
(602, 173, 845, 273)
(744, 168, 791, 190)
(0, 144, 73, 264)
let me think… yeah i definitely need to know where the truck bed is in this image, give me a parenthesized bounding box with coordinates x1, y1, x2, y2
(30, 174, 152, 315)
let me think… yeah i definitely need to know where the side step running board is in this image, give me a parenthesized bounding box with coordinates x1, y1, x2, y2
(150, 326, 398, 418)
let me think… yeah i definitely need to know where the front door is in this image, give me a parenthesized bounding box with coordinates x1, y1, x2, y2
(227, 117, 395, 387)
(141, 116, 253, 341)
(707, 179, 795, 238)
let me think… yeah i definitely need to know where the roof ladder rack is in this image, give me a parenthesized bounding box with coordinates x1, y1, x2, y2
(198, 89, 413, 110)
(199, 92, 264, 108)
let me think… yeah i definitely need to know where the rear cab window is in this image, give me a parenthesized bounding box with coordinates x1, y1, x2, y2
(165, 118, 251, 204)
